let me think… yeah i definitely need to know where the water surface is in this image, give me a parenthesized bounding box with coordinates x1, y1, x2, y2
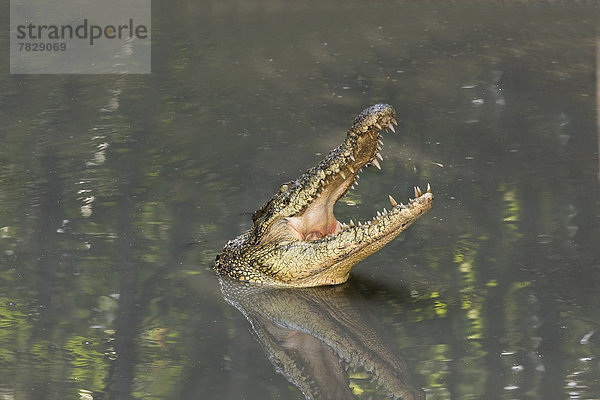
(1, 1, 598, 399)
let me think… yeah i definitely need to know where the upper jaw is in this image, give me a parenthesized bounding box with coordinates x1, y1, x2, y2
(276, 103, 399, 242)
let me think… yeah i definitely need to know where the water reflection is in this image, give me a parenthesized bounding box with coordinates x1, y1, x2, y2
(219, 277, 425, 400)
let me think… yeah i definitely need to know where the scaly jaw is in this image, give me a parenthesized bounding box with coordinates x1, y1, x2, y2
(281, 105, 432, 243)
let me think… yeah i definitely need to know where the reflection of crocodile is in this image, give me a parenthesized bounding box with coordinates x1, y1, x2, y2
(219, 277, 425, 400)
(215, 104, 433, 287)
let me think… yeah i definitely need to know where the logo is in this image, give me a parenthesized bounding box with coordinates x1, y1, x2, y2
(10, 0, 151, 74)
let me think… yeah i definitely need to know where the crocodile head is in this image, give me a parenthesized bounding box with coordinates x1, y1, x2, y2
(215, 104, 433, 287)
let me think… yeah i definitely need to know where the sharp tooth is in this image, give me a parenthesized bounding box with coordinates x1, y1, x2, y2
(349, 219, 355, 227)
(340, 170, 346, 179)
(351, 185, 355, 190)
(427, 183, 432, 193)
(391, 118, 398, 126)
(372, 158, 381, 170)
(400, 202, 406, 208)
(347, 165, 355, 174)
(416, 186, 423, 196)
(378, 139, 384, 146)
(388, 195, 398, 207)
(388, 124, 396, 133)
(377, 211, 382, 217)
(358, 221, 362, 226)
(414, 187, 419, 197)
(374, 123, 382, 130)
(376, 152, 383, 161)
(349, 154, 356, 162)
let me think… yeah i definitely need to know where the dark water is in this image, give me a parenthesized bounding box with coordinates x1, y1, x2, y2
(1, 1, 599, 399)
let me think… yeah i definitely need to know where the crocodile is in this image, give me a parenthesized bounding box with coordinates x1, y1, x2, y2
(219, 277, 426, 400)
(215, 104, 433, 287)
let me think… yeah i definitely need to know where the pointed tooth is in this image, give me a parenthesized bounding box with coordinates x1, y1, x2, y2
(349, 154, 356, 162)
(388, 195, 398, 207)
(347, 165, 355, 174)
(376, 152, 383, 161)
(416, 186, 423, 196)
(414, 187, 419, 197)
(358, 221, 362, 227)
(377, 211, 382, 217)
(374, 123, 382, 130)
(351, 185, 355, 190)
(372, 158, 381, 170)
(378, 139, 384, 146)
(391, 118, 398, 126)
(388, 124, 396, 133)
(427, 183, 432, 193)
(349, 219, 355, 227)
(340, 170, 346, 179)
(400, 202, 406, 209)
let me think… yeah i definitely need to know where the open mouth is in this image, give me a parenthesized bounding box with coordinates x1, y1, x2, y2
(217, 103, 434, 287)
(280, 103, 432, 243)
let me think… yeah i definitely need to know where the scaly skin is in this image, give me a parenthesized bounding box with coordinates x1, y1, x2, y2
(215, 104, 433, 287)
